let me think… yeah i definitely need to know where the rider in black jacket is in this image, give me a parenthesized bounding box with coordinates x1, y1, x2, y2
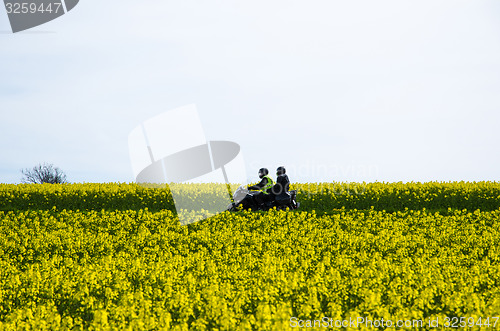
(271, 166, 290, 201)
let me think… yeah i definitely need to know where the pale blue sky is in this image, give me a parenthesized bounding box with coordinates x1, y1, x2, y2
(1, 0, 499, 183)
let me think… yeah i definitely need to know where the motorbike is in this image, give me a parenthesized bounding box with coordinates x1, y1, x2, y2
(227, 185, 300, 211)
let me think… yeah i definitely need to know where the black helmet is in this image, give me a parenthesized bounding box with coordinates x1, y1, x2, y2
(276, 166, 286, 176)
(258, 168, 269, 179)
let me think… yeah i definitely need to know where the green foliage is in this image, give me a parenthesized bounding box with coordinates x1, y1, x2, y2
(1, 182, 500, 213)
(0, 183, 499, 329)
(294, 181, 500, 213)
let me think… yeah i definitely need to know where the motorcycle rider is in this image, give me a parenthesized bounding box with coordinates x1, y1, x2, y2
(247, 168, 274, 206)
(271, 166, 290, 201)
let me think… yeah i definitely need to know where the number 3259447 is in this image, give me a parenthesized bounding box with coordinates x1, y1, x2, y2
(5, 2, 63, 14)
